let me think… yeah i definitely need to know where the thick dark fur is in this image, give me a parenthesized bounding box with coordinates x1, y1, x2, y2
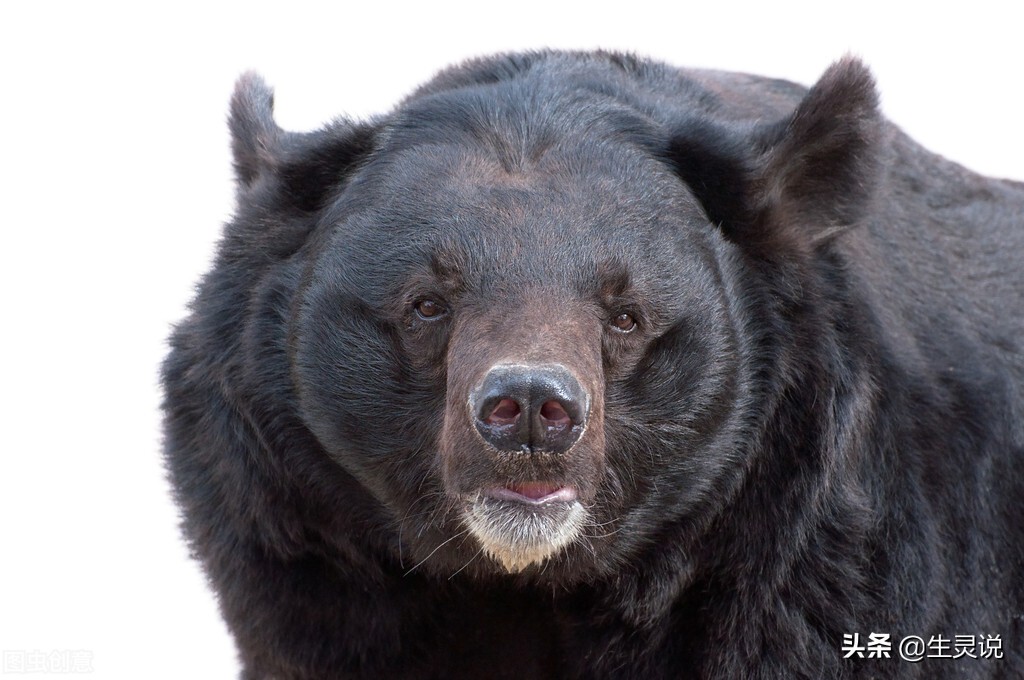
(163, 51, 1024, 678)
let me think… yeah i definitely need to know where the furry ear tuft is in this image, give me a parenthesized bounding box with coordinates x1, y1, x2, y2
(226, 74, 379, 212)
(666, 57, 884, 253)
(229, 72, 282, 187)
(753, 56, 884, 246)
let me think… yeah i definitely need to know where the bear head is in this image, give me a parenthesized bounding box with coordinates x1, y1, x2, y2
(226, 54, 882, 586)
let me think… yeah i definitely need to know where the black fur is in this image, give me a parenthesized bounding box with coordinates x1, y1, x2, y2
(163, 51, 1024, 678)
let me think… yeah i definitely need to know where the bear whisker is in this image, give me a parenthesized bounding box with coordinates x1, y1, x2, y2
(403, 528, 471, 577)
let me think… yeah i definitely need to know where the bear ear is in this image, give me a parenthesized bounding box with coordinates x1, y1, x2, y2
(229, 72, 282, 188)
(228, 72, 378, 212)
(668, 57, 884, 253)
(751, 56, 883, 248)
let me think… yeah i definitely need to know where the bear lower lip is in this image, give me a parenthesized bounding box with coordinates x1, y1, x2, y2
(463, 491, 588, 573)
(485, 484, 577, 505)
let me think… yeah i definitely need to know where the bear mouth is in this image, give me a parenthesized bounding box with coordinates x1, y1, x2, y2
(484, 482, 578, 505)
(462, 484, 586, 573)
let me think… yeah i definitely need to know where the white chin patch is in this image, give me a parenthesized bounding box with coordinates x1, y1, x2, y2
(463, 497, 587, 573)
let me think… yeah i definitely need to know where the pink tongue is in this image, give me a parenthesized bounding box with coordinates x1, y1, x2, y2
(509, 482, 562, 500)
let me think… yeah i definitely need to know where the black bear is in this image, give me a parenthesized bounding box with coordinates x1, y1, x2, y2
(163, 51, 1024, 678)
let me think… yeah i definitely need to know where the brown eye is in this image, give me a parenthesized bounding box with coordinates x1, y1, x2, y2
(611, 312, 636, 333)
(415, 299, 446, 320)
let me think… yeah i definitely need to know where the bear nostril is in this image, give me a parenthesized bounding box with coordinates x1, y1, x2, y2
(486, 398, 521, 425)
(539, 400, 571, 428)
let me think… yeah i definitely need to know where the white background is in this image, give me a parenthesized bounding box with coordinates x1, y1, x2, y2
(1, 2, 1021, 678)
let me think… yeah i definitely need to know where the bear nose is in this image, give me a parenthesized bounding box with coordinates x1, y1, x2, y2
(470, 364, 588, 454)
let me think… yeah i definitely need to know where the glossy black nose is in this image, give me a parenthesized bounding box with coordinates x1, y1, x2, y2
(470, 364, 588, 454)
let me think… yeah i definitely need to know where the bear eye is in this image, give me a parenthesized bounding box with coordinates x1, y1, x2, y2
(414, 299, 447, 320)
(610, 312, 637, 333)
